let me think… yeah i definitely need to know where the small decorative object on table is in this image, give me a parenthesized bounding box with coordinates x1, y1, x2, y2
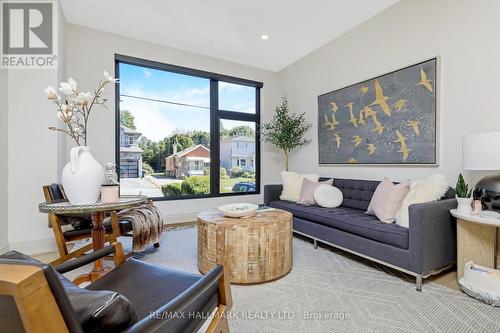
(217, 203, 258, 218)
(455, 173, 473, 214)
(101, 162, 119, 204)
(45, 71, 118, 205)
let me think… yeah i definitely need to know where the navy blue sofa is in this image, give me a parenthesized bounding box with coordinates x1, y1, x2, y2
(264, 178, 457, 291)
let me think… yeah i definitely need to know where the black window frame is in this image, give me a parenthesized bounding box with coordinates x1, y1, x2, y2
(114, 54, 262, 201)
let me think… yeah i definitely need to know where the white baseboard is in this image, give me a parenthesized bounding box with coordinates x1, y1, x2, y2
(0, 243, 9, 254)
(163, 212, 197, 224)
(8, 238, 57, 255)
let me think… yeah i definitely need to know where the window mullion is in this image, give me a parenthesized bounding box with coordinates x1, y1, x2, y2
(210, 79, 220, 196)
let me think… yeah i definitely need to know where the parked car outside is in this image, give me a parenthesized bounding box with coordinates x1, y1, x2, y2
(232, 182, 256, 193)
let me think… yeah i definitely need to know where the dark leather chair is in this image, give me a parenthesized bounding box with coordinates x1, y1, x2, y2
(0, 242, 231, 333)
(43, 184, 159, 265)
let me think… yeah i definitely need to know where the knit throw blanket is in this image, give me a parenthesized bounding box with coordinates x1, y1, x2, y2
(106, 204, 163, 252)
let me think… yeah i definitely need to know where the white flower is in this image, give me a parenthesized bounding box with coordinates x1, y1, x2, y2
(103, 70, 118, 83)
(44, 86, 59, 100)
(72, 125, 82, 133)
(74, 92, 93, 106)
(59, 77, 78, 95)
(60, 104, 73, 118)
(57, 111, 65, 121)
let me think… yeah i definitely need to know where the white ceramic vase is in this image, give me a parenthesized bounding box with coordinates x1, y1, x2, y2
(456, 196, 473, 214)
(62, 146, 105, 205)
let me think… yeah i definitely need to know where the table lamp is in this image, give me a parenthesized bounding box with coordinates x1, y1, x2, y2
(463, 132, 500, 210)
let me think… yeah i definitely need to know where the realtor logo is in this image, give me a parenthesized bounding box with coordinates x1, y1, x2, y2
(1, 0, 57, 68)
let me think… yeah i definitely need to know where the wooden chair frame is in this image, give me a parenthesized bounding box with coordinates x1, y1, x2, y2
(42, 185, 123, 265)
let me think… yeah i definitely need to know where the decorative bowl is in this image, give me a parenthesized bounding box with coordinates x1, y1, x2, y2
(217, 203, 259, 218)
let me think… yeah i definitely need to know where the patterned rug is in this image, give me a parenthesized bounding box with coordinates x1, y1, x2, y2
(73, 226, 500, 332)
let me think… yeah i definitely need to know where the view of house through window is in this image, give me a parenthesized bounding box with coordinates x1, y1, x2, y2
(220, 120, 256, 194)
(117, 58, 260, 199)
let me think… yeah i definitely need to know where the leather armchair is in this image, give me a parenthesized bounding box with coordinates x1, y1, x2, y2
(0, 243, 231, 333)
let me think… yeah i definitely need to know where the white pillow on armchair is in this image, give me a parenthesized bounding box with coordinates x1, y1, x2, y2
(280, 171, 319, 202)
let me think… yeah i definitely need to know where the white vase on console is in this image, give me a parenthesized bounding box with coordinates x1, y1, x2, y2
(62, 146, 104, 205)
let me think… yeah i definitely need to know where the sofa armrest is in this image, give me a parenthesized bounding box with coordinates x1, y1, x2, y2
(408, 198, 457, 275)
(264, 184, 283, 205)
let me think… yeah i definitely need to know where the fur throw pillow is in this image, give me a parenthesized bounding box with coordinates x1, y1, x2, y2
(395, 173, 449, 228)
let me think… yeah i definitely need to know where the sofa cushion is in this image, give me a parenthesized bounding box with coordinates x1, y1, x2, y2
(269, 201, 409, 249)
(322, 178, 380, 211)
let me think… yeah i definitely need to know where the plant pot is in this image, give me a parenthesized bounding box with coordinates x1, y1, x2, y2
(62, 146, 105, 205)
(456, 196, 473, 214)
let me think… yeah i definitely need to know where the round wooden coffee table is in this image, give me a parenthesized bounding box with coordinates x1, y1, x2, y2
(197, 208, 293, 284)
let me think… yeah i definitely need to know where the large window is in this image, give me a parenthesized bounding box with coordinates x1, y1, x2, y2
(115, 54, 261, 200)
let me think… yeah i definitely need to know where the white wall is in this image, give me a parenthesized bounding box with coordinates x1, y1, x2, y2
(65, 24, 284, 222)
(279, 0, 500, 185)
(5, 4, 67, 254)
(0, 69, 8, 252)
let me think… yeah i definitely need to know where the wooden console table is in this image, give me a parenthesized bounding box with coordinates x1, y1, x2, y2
(450, 209, 500, 280)
(198, 208, 293, 284)
(39, 195, 147, 283)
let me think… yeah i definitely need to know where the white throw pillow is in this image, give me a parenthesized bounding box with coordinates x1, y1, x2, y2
(314, 184, 343, 208)
(395, 173, 449, 228)
(280, 171, 319, 202)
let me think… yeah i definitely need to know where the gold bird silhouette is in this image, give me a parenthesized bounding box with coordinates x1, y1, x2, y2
(394, 130, 411, 162)
(330, 102, 339, 113)
(351, 135, 362, 147)
(323, 114, 338, 131)
(345, 102, 358, 128)
(393, 99, 407, 111)
(347, 158, 358, 163)
(406, 120, 421, 136)
(359, 86, 369, 95)
(369, 79, 391, 116)
(363, 106, 376, 119)
(367, 144, 376, 155)
(358, 109, 366, 126)
(417, 68, 433, 92)
(333, 133, 341, 149)
(372, 119, 384, 135)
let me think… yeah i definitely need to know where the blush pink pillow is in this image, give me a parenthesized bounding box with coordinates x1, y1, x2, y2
(298, 178, 333, 205)
(366, 177, 410, 223)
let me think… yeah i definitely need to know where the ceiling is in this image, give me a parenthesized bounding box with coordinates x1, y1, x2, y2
(60, 0, 400, 72)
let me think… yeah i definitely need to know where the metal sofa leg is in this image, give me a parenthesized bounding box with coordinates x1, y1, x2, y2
(313, 239, 318, 249)
(416, 275, 422, 291)
(153, 242, 160, 248)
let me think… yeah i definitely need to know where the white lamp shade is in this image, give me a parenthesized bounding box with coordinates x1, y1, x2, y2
(463, 132, 500, 170)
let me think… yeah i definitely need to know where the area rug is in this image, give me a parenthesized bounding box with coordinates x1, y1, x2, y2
(72, 227, 500, 332)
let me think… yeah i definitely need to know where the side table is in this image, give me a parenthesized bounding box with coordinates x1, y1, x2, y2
(39, 195, 148, 284)
(450, 209, 500, 281)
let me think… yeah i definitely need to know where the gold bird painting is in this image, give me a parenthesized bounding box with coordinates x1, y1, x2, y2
(417, 68, 433, 92)
(394, 130, 411, 162)
(330, 102, 339, 113)
(345, 102, 358, 128)
(359, 86, 369, 95)
(367, 144, 376, 155)
(406, 120, 420, 136)
(393, 99, 407, 111)
(347, 158, 358, 163)
(369, 79, 391, 117)
(333, 133, 341, 149)
(351, 135, 362, 147)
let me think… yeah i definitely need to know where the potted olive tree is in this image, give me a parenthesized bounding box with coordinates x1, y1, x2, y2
(456, 173, 473, 214)
(260, 97, 312, 171)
